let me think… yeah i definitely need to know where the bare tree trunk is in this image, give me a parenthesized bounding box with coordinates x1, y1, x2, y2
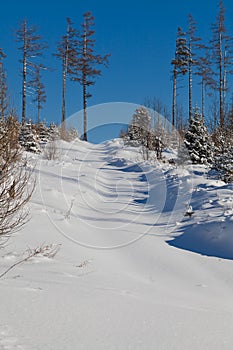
(201, 78, 205, 121)
(0, 61, 7, 122)
(61, 22, 70, 133)
(219, 33, 224, 128)
(37, 92, 41, 124)
(0, 62, 3, 121)
(223, 48, 227, 117)
(22, 22, 27, 126)
(83, 77, 87, 141)
(172, 69, 177, 127)
(62, 60, 67, 126)
(82, 18, 88, 141)
(189, 61, 192, 122)
(61, 57, 67, 138)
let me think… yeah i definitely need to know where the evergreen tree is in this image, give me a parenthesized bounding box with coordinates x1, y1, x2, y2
(19, 121, 41, 153)
(127, 106, 151, 146)
(49, 122, 60, 141)
(211, 129, 233, 183)
(183, 106, 213, 164)
(36, 121, 51, 145)
(171, 27, 190, 127)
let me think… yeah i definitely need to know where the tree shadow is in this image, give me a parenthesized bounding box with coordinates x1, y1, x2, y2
(167, 219, 233, 260)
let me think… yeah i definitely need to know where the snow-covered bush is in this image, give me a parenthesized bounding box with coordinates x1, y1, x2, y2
(0, 115, 34, 240)
(43, 140, 61, 161)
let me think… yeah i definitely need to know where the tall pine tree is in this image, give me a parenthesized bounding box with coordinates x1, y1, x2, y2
(70, 12, 110, 141)
(171, 27, 190, 127)
(29, 64, 46, 124)
(187, 14, 201, 122)
(16, 19, 47, 125)
(55, 18, 77, 135)
(210, 0, 233, 128)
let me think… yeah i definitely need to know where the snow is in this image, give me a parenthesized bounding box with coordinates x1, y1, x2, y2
(0, 139, 233, 349)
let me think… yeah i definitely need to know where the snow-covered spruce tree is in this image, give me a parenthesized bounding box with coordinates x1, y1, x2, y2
(126, 106, 151, 146)
(182, 106, 213, 164)
(211, 129, 233, 183)
(19, 121, 41, 153)
(49, 122, 60, 141)
(35, 121, 51, 145)
(123, 106, 166, 160)
(66, 127, 79, 141)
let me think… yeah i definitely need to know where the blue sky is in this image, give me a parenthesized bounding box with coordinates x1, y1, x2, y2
(1, 0, 233, 135)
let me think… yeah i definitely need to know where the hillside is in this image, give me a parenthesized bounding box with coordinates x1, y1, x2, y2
(0, 139, 233, 350)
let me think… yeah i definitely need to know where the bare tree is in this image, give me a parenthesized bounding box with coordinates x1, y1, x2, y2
(71, 12, 110, 141)
(210, 0, 233, 128)
(55, 18, 77, 136)
(0, 114, 35, 241)
(43, 140, 61, 161)
(16, 19, 47, 125)
(29, 64, 46, 124)
(195, 48, 215, 121)
(187, 14, 201, 122)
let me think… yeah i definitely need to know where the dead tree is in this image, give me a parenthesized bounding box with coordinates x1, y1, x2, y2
(195, 49, 215, 121)
(55, 18, 77, 136)
(29, 64, 46, 124)
(16, 19, 47, 125)
(187, 14, 201, 123)
(70, 12, 110, 141)
(210, 0, 233, 129)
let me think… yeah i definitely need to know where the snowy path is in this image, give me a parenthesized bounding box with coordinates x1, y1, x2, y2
(0, 140, 233, 350)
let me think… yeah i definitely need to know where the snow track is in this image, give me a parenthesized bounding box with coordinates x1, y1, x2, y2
(0, 139, 233, 350)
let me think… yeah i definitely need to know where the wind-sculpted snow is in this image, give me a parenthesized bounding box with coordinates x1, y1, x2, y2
(168, 171, 233, 260)
(37, 139, 193, 249)
(0, 140, 233, 350)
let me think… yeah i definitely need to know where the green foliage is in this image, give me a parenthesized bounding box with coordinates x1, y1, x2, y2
(183, 107, 213, 164)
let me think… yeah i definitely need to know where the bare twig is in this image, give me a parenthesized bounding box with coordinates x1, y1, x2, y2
(0, 243, 61, 279)
(0, 115, 35, 242)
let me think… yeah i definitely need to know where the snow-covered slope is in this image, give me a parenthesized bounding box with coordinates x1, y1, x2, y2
(0, 139, 233, 350)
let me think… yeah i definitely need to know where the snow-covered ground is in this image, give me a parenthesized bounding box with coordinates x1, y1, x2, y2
(1, 139, 233, 350)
